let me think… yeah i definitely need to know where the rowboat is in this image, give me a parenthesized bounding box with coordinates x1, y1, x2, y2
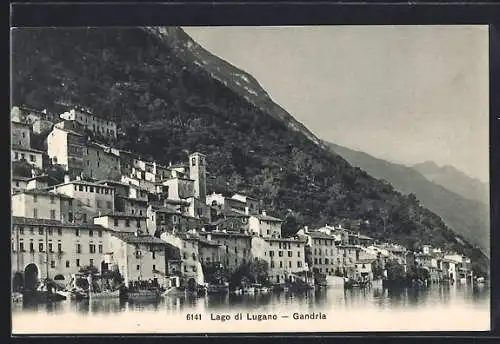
(89, 289, 120, 299)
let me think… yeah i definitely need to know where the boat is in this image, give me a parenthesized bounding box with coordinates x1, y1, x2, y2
(259, 286, 270, 294)
(125, 288, 162, 302)
(243, 286, 255, 294)
(89, 289, 120, 299)
(207, 282, 229, 295)
(231, 288, 243, 295)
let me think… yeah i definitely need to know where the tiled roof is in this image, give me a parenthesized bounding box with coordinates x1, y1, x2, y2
(252, 214, 282, 222)
(12, 145, 45, 154)
(12, 216, 105, 229)
(264, 236, 307, 243)
(13, 189, 72, 199)
(94, 212, 147, 219)
(220, 210, 249, 218)
(309, 231, 336, 239)
(116, 195, 148, 203)
(111, 232, 169, 245)
(12, 176, 31, 181)
(152, 206, 181, 215)
(200, 231, 251, 238)
(356, 258, 377, 264)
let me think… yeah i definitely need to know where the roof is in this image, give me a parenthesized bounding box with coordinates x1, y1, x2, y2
(52, 125, 85, 137)
(200, 231, 251, 238)
(12, 145, 45, 154)
(169, 163, 188, 168)
(197, 237, 221, 247)
(12, 175, 31, 181)
(53, 179, 115, 188)
(356, 258, 377, 264)
(97, 180, 129, 186)
(152, 206, 181, 215)
(265, 236, 307, 243)
(220, 209, 250, 218)
(232, 193, 258, 201)
(309, 231, 336, 240)
(164, 199, 190, 206)
(11, 120, 31, 127)
(12, 216, 105, 229)
(111, 232, 168, 245)
(252, 214, 282, 222)
(13, 189, 72, 199)
(94, 212, 147, 220)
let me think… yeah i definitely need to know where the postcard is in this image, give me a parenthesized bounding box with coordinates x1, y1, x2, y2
(10, 25, 490, 334)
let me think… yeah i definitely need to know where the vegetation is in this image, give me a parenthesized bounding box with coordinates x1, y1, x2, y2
(228, 259, 270, 287)
(10, 27, 488, 276)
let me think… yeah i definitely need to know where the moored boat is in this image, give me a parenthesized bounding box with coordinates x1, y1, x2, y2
(89, 289, 120, 299)
(207, 282, 229, 294)
(243, 286, 255, 294)
(12, 292, 23, 303)
(125, 288, 162, 302)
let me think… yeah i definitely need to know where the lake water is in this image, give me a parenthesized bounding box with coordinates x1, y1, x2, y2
(12, 283, 490, 334)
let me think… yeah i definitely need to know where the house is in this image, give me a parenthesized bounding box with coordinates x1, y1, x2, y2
(59, 107, 117, 140)
(11, 120, 32, 150)
(12, 176, 31, 194)
(107, 231, 169, 289)
(198, 230, 253, 273)
(12, 189, 71, 222)
(11, 216, 110, 290)
(46, 124, 87, 178)
(354, 258, 377, 282)
(249, 211, 283, 238)
(51, 177, 115, 222)
(230, 193, 260, 215)
(251, 235, 308, 285)
(93, 213, 148, 235)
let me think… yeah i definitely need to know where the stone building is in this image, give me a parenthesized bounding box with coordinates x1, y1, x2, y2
(11, 216, 110, 291)
(59, 107, 117, 140)
(249, 211, 282, 238)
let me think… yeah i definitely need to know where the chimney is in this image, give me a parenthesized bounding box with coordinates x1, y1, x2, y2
(304, 226, 309, 233)
(245, 206, 249, 215)
(207, 233, 211, 241)
(31, 169, 37, 178)
(64, 174, 71, 183)
(134, 231, 139, 237)
(262, 210, 267, 217)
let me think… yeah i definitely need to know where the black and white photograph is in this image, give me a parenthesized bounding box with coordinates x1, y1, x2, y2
(10, 25, 490, 333)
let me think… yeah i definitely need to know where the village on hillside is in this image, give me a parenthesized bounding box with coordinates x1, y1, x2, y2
(10, 104, 480, 302)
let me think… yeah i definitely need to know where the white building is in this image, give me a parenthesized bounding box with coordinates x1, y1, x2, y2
(93, 213, 149, 235)
(249, 211, 283, 238)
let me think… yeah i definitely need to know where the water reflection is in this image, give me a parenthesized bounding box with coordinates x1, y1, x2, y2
(14, 284, 489, 317)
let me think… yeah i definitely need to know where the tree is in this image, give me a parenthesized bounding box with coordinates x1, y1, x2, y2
(281, 211, 300, 238)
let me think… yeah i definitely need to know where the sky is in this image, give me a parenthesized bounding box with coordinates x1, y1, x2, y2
(183, 26, 489, 183)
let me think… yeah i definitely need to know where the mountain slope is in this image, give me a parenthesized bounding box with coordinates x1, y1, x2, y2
(10, 27, 488, 274)
(327, 142, 490, 257)
(413, 161, 489, 206)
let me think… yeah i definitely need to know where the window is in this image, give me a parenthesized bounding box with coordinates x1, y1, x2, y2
(89, 244, 96, 253)
(96, 200, 102, 208)
(152, 251, 156, 259)
(19, 227, 24, 235)
(319, 258, 322, 264)
(314, 258, 318, 264)
(33, 194, 38, 203)
(76, 259, 80, 267)
(89, 259, 94, 266)
(288, 251, 293, 257)
(69, 199, 73, 207)
(82, 214, 87, 223)
(75, 229, 80, 236)
(106, 201, 112, 209)
(15, 152, 19, 160)
(68, 212, 73, 223)
(114, 219, 119, 226)
(33, 208, 38, 219)
(279, 251, 283, 257)
(98, 244, 103, 253)
(50, 210, 56, 220)
(191, 157, 196, 166)
(289, 261, 292, 268)
(98, 230, 102, 237)
(136, 220, 141, 228)
(79, 185, 83, 191)
(192, 253, 196, 260)
(297, 251, 301, 257)
(153, 264, 156, 271)
(19, 242, 25, 251)
(50, 261, 55, 268)
(47, 228, 53, 236)
(39, 243, 44, 252)
(125, 219, 130, 227)
(30, 227, 34, 235)
(89, 230, 93, 237)
(49, 243, 53, 252)
(58, 243, 62, 252)
(297, 261, 302, 268)
(270, 261, 275, 268)
(65, 261, 70, 268)
(234, 247, 238, 254)
(136, 265, 140, 271)
(279, 261, 283, 268)
(90, 187, 94, 193)
(38, 227, 44, 235)
(76, 244, 81, 253)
